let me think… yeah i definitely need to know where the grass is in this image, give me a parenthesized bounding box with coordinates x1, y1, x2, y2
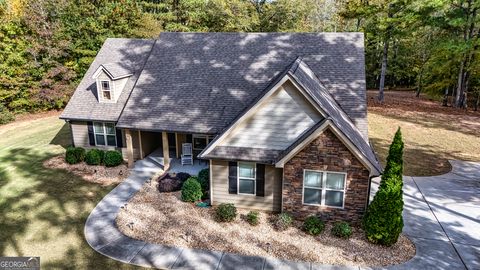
(0, 114, 141, 269)
(368, 91, 480, 176)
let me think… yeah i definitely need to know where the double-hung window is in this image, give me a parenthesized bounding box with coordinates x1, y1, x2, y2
(93, 122, 117, 146)
(303, 170, 346, 208)
(238, 162, 256, 195)
(101, 80, 112, 101)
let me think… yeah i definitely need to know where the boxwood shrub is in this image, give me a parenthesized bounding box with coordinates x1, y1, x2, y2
(303, 215, 325, 236)
(331, 221, 352, 238)
(215, 203, 237, 222)
(181, 177, 203, 202)
(85, 149, 105, 165)
(65, 147, 86, 164)
(246, 210, 259, 226)
(104, 150, 123, 167)
(197, 168, 210, 194)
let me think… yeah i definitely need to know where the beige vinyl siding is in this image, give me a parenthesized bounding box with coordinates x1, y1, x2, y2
(70, 121, 134, 160)
(70, 121, 90, 147)
(220, 81, 322, 150)
(211, 160, 283, 212)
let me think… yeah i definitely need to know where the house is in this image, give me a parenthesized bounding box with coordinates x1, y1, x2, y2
(60, 32, 382, 223)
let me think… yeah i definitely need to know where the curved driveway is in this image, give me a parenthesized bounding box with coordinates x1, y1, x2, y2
(85, 158, 480, 269)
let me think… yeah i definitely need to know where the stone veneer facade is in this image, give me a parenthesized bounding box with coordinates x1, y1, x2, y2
(282, 128, 370, 224)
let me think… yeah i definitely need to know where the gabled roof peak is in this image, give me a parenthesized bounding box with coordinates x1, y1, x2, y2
(92, 62, 133, 80)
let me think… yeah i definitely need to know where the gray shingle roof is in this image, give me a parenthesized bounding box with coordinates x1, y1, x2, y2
(204, 146, 281, 164)
(99, 62, 133, 80)
(286, 59, 381, 174)
(116, 32, 368, 137)
(60, 38, 155, 122)
(201, 59, 381, 174)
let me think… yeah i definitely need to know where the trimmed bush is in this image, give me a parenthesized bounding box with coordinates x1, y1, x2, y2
(85, 149, 105, 165)
(273, 212, 293, 231)
(175, 172, 191, 183)
(246, 211, 259, 226)
(66, 147, 78, 164)
(363, 128, 404, 246)
(181, 177, 203, 202)
(303, 216, 325, 236)
(0, 104, 14, 125)
(197, 168, 210, 194)
(331, 221, 352, 238)
(215, 203, 237, 222)
(65, 147, 85, 164)
(104, 150, 123, 167)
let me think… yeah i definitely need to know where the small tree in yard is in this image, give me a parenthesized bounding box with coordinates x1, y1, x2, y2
(363, 127, 404, 246)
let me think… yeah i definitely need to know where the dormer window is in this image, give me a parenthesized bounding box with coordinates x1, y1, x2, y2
(101, 81, 112, 101)
(92, 63, 133, 103)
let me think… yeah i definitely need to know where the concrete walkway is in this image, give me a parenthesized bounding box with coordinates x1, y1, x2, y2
(85, 159, 480, 270)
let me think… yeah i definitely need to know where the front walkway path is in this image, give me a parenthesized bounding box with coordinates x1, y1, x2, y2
(85, 159, 480, 270)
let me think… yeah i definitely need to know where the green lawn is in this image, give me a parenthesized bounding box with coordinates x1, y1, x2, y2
(0, 115, 141, 269)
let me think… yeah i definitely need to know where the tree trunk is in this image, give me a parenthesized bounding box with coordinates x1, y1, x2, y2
(415, 68, 423, 97)
(455, 58, 466, 107)
(378, 39, 389, 103)
(475, 92, 480, 111)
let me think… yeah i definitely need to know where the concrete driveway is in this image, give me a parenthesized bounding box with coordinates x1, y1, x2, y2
(372, 160, 480, 270)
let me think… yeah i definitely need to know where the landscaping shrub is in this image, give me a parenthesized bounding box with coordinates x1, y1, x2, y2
(175, 172, 191, 182)
(331, 221, 352, 238)
(85, 149, 105, 165)
(158, 172, 191, 193)
(273, 212, 293, 231)
(197, 168, 210, 194)
(65, 147, 78, 164)
(0, 104, 14, 125)
(215, 203, 237, 222)
(65, 147, 85, 164)
(104, 150, 123, 167)
(246, 211, 259, 226)
(363, 128, 404, 246)
(181, 177, 203, 202)
(303, 215, 325, 236)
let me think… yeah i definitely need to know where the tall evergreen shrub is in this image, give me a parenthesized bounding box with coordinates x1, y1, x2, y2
(363, 128, 404, 246)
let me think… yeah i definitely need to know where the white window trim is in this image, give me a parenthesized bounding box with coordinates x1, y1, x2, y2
(302, 169, 347, 209)
(192, 134, 214, 151)
(93, 122, 117, 147)
(98, 79, 115, 103)
(237, 162, 256, 196)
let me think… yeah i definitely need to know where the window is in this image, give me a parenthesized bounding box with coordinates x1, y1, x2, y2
(192, 135, 213, 150)
(93, 122, 117, 146)
(238, 162, 256, 195)
(303, 170, 346, 208)
(100, 80, 112, 101)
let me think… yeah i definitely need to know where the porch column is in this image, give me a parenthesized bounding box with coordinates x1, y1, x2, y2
(138, 130, 144, 159)
(125, 129, 134, 168)
(162, 131, 170, 168)
(175, 133, 180, 158)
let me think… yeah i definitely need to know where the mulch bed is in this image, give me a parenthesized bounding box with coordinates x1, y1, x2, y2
(116, 181, 415, 267)
(43, 155, 129, 186)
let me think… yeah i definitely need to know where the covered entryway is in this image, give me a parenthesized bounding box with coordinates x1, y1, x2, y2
(123, 129, 212, 172)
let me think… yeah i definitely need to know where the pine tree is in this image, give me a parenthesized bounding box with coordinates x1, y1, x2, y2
(363, 127, 404, 246)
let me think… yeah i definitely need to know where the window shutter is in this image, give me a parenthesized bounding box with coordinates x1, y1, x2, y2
(116, 128, 123, 148)
(228, 161, 237, 194)
(87, 122, 95, 146)
(256, 164, 265, 197)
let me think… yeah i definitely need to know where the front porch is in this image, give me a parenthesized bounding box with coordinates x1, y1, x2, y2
(147, 148, 208, 175)
(122, 129, 211, 175)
